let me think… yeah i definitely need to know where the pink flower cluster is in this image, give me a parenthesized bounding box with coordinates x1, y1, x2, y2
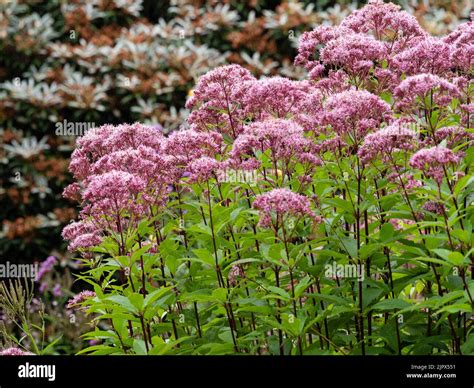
(422, 126, 474, 148)
(294, 0, 470, 116)
(63, 122, 226, 251)
(394, 74, 460, 111)
(187, 157, 222, 184)
(186, 64, 256, 138)
(410, 147, 461, 183)
(340, 0, 425, 43)
(66, 290, 96, 310)
(242, 77, 325, 132)
(228, 265, 245, 286)
(294, 25, 341, 73)
(253, 188, 319, 228)
(63, 1, 471, 256)
(444, 14, 474, 74)
(323, 90, 391, 142)
(392, 38, 452, 76)
(231, 118, 319, 166)
(422, 201, 445, 215)
(35, 255, 57, 282)
(0, 347, 33, 356)
(358, 123, 416, 163)
(320, 33, 386, 76)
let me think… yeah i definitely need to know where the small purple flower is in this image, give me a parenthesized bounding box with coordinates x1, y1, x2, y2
(66, 290, 96, 310)
(422, 201, 445, 215)
(39, 283, 48, 293)
(0, 347, 33, 356)
(35, 256, 57, 282)
(410, 146, 461, 184)
(52, 284, 62, 297)
(253, 188, 321, 228)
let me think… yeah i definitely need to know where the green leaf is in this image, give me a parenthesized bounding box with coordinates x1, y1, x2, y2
(447, 251, 465, 266)
(266, 286, 291, 301)
(359, 243, 383, 259)
(461, 333, 474, 355)
(380, 223, 394, 243)
(192, 248, 215, 267)
(281, 313, 305, 337)
(77, 345, 122, 355)
(339, 237, 358, 258)
(144, 287, 172, 309)
(294, 276, 312, 299)
(372, 299, 410, 311)
(432, 249, 453, 261)
(324, 197, 354, 214)
(437, 303, 471, 314)
(133, 339, 148, 355)
(129, 293, 145, 312)
(40, 335, 63, 355)
(307, 293, 352, 307)
(106, 295, 138, 313)
(454, 175, 474, 198)
(432, 249, 467, 266)
(132, 244, 151, 263)
(212, 288, 228, 303)
(179, 291, 215, 303)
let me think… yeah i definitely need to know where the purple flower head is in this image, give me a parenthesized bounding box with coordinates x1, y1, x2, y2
(294, 25, 342, 71)
(62, 220, 96, 242)
(70, 123, 165, 184)
(323, 90, 391, 142)
(69, 148, 91, 181)
(77, 123, 163, 158)
(82, 170, 147, 220)
(394, 74, 460, 111)
(186, 64, 256, 138)
(314, 70, 351, 95)
(63, 182, 82, 202)
(35, 256, 57, 282)
(393, 37, 452, 76)
(433, 126, 474, 148)
(422, 201, 445, 215)
(410, 146, 461, 184)
(68, 233, 102, 252)
(66, 290, 96, 310)
(187, 157, 222, 183)
(164, 129, 223, 166)
(444, 17, 474, 74)
(0, 347, 33, 356)
(341, 0, 425, 46)
(243, 77, 316, 122)
(358, 123, 417, 164)
(52, 284, 62, 297)
(320, 33, 387, 75)
(228, 265, 245, 287)
(39, 283, 48, 293)
(253, 188, 320, 228)
(231, 118, 317, 166)
(314, 136, 347, 154)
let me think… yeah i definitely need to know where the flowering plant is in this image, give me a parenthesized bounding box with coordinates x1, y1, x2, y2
(60, 1, 474, 355)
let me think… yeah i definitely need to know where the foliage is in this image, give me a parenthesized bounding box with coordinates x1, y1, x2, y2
(57, 1, 474, 355)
